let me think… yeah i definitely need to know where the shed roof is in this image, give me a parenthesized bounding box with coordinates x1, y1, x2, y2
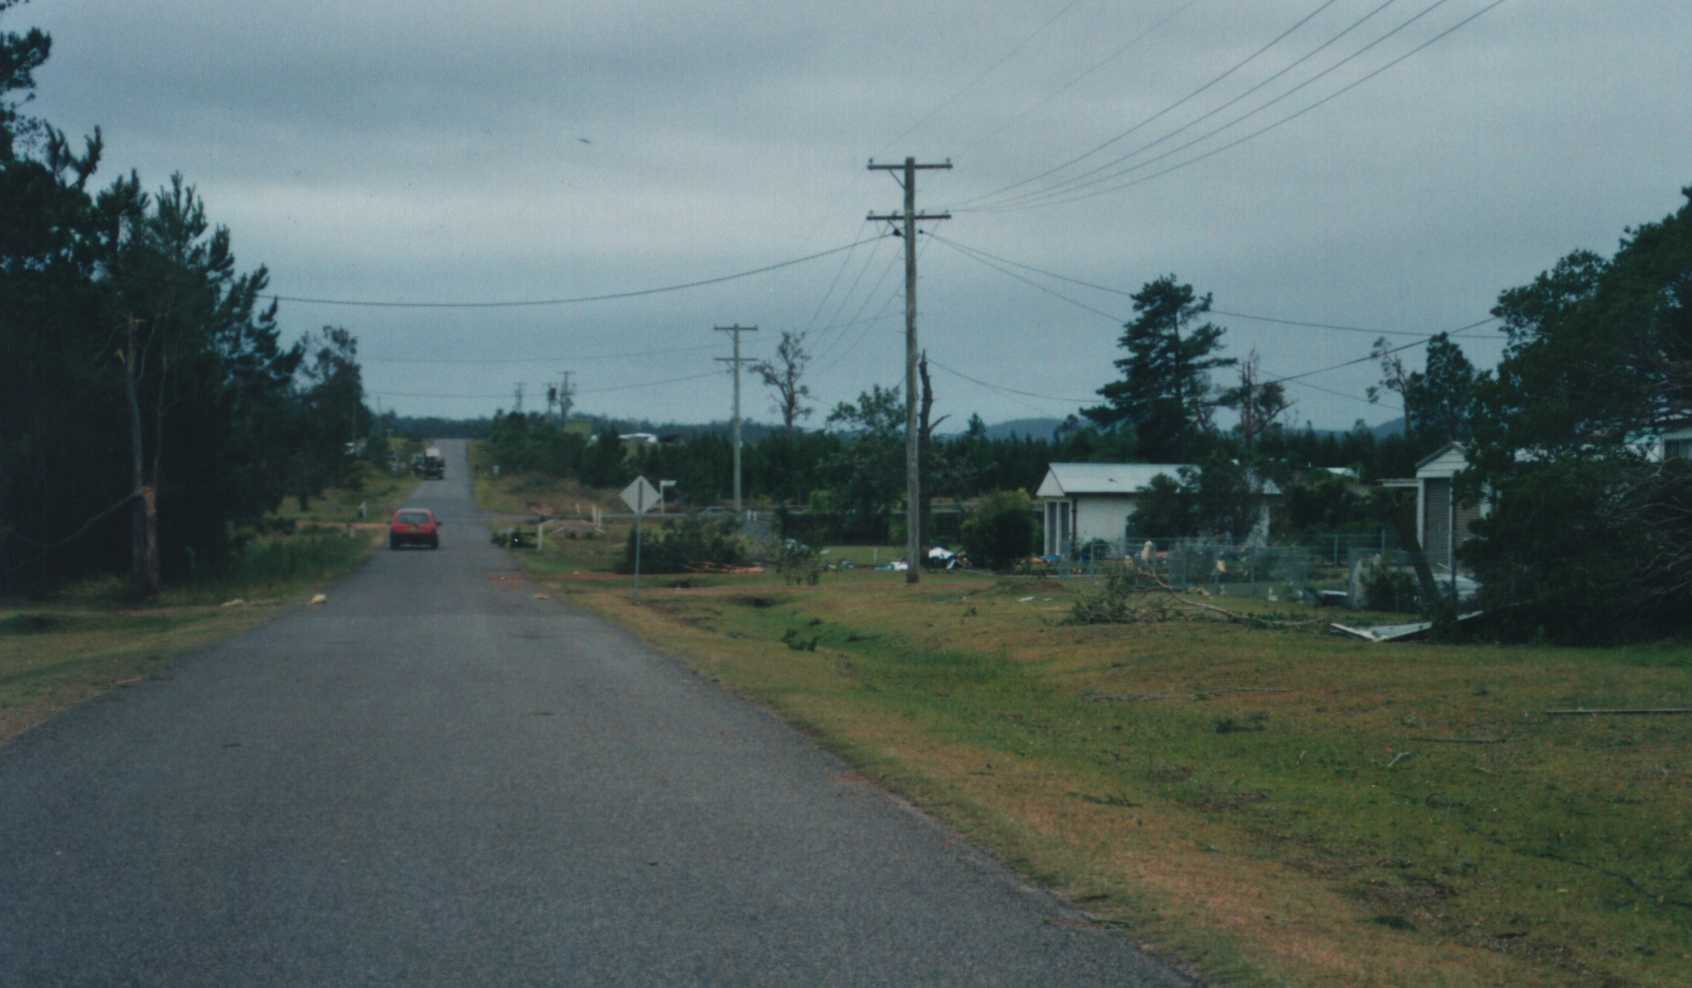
(1037, 463, 1188, 498)
(1028, 460, 1191, 497)
(1036, 462, 1281, 498)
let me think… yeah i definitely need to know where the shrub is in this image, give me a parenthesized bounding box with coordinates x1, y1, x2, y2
(1361, 556, 1418, 612)
(622, 515, 744, 574)
(961, 489, 1036, 571)
(777, 539, 823, 586)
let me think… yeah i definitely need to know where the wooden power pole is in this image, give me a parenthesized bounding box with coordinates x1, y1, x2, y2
(714, 324, 758, 512)
(869, 157, 950, 584)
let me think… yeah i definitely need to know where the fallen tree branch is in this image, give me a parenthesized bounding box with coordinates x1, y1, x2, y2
(1134, 568, 1316, 629)
(1193, 686, 1292, 699)
(1082, 690, 1172, 703)
(1409, 736, 1509, 744)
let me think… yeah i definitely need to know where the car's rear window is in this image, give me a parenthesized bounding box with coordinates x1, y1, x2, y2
(396, 511, 430, 525)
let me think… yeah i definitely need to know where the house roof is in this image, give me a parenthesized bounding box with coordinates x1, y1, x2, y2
(1037, 462, 1281, 498)
(1037, 463, 1189, 498)
(1415, 442, 1465, 471)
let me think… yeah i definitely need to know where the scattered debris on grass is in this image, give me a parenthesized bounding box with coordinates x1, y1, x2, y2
(1330, 611, 1485, 642)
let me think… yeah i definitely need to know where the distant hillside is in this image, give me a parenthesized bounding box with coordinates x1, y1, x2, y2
(1371, 417, 1406, 440)
(980, 417, 1064, 441)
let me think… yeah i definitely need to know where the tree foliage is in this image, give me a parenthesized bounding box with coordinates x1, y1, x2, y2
(1084, 275, 1234, 462)
(960, 489, 1035, 571)
(1464, 186, 1692, 641)
(0, 7, 362, 594)
(1368, 333, 1476, 446)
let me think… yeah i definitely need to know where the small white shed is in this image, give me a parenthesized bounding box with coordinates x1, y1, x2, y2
(1034, 462, 1277, 557)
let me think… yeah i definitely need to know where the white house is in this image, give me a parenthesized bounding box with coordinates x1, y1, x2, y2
(1034, 462, 1278, 557)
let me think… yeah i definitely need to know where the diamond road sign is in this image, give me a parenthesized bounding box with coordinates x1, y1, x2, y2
(620, 476, 661, 515)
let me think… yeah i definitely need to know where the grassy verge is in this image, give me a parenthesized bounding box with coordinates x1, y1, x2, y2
(498, 513, 1692, 987)
(2, 490, 395, 746)
(271, 456, 421, 525)
(468, 441, 626, 522)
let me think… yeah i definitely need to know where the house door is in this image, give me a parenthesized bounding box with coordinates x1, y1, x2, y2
(1424, 478, 1452, 571)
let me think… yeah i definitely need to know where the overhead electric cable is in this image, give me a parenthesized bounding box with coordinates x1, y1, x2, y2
(813, 240, 907, 369)
(1259, 316, 1496, 388)
(927, 357, 1095, 404)
(976, 0, 1408, 210)
(957, 0, 1201, 158)
(953, 0, 1343, 209)
(263, 235, 889, 309)
(814, 240, 923, 376)
(930, 234, 1123, 323)
(880, 0, 1087, 152)
(801, 220, 871, 335)
(807, 234, 893, 362)
(983, 0, 1506, 211)
(932, 232, 1499, 339)
(362, 343, 723, 365)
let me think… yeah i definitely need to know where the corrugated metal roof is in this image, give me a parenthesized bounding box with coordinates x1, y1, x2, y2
(1037, 463, 1190, 497)
(1037, 462, 1282, 497)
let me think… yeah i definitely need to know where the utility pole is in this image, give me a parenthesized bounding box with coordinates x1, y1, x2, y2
(714, 324, 758, 513)
(514, 382, 525, 415)
(558, 371, 575, 422)
(869, 156, 950, 584)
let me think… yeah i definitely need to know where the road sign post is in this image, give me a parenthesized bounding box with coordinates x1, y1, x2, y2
(621, 476, 661, 600)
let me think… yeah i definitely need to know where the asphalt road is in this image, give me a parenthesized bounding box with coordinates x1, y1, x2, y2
(1, 440, 1191, 986)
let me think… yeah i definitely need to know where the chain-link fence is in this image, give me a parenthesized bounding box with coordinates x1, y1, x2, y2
(1043, 531, 1472, 612)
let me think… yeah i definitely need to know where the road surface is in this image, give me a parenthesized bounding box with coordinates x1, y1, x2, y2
(0, 440, 1190, 986)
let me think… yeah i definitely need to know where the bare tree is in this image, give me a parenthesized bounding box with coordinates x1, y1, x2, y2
(753, 330, 814, 432)
(916, 350, 950, 553)
(1220, 348, 1291, 453)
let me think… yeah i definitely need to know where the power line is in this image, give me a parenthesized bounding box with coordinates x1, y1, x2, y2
(361, 342, 724, 365)
(953, 0, 1343, 209)
(812, 240, 906, 369)
(956, 0, 1201, 159)
(981, 0, 1507, 211)
(932, 231, 1500, 339)
(1259, 317, 1495, 388)
(927, 357, 1095, 404)
(880, 0, 1087, 153)
(368, 368, 727, 402)
(801, 219, 871, 335)
(263, 234, 889, 309)
(806, 235, 896, 364)
(930, 234, 1124, 323)
(975, 0, 1410, 210)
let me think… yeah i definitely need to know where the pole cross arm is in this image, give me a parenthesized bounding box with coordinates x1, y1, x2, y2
(868, 160, 953, 170)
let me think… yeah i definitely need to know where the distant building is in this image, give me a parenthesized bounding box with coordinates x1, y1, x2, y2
(1034, 462, 1278, 557)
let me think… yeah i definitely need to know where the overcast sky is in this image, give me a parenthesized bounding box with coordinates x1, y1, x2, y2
(20, 0, 1692, 430)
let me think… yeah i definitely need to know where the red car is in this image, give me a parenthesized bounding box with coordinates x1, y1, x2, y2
(388, 507, 442, 550)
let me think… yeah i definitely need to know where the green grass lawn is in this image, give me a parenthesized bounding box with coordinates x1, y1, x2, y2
(500, 515, 1692, 986)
